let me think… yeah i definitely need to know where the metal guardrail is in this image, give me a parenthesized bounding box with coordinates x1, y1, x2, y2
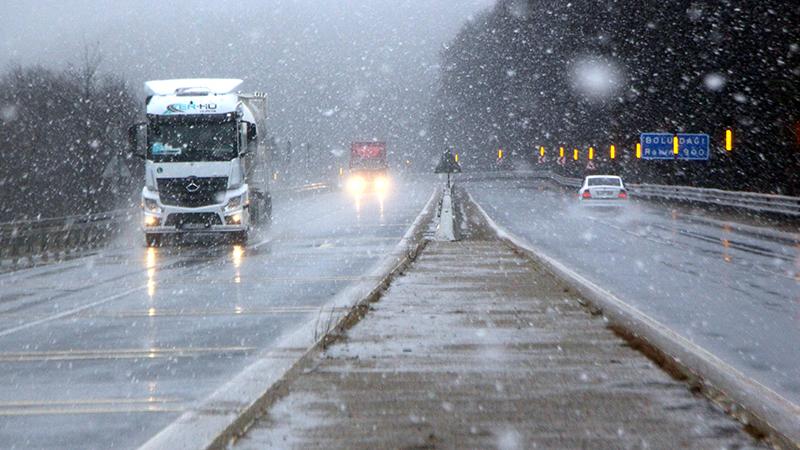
(531, 170, 800, 217)
(631, 185, 800, 217)
(0, 208, 136, 268)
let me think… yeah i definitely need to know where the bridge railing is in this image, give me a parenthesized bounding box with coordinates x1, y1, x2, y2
(530, 170, 800, 217)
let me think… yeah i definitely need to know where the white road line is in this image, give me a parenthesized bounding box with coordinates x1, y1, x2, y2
(0, 237, 275, 338)
(0, 285, 146, 338)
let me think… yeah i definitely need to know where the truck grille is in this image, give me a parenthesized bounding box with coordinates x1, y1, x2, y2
(157, 177, 228, 207)
(164, 213, 222, 228)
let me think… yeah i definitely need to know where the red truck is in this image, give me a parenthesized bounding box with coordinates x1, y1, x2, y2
(346, 141, 389, 194)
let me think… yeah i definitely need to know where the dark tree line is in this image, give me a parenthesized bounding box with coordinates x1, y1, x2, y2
(431, 0, 800, 194)
(0, 52, 140, 220)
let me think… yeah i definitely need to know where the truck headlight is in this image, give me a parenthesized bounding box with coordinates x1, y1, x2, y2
(374, 176, 388, 192)
(347, 175, 366, 195)
(144, 215, 159, 226)
(225, 195, 243, 211)
(143, 198, 160, 213)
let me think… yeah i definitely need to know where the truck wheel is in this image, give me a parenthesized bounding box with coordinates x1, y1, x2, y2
(145, 233, 162, 247)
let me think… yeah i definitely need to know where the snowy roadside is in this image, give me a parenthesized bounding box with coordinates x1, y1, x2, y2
(234, 186, 764, 449)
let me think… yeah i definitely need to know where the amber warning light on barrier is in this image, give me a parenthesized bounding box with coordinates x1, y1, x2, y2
(725, 129, 733, 151)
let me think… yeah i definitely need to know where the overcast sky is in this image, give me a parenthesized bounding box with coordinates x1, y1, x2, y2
(1, 1, 496, 162)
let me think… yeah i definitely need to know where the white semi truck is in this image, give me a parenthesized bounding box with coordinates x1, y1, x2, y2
(129, 79, 271, 246)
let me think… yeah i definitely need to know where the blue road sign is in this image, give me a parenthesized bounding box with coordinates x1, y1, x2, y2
(640, 133, 710, 160)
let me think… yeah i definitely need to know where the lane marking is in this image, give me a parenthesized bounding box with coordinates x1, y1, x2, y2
(0, 306, 351, 320)
(0, 396, 187, 416)
(0, 346, 256, 362)
(88, 306, 344, 319)
(153, 275, 380, 285)
(0, 238, 275, 337)
(0, 406, 185, 416)
(0, 397, 182, 407)
(0, 285, 146, 338)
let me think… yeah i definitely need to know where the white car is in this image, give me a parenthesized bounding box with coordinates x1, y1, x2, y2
(578, 175, 628, 205)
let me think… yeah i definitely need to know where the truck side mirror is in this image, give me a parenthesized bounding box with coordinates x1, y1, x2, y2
(128, 122, 147, 159)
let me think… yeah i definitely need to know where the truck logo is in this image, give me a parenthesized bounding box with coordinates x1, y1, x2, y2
(185, 177, 200, 193)
(165, 103, 218, 115)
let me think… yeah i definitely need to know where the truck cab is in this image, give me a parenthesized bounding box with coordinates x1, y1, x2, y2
(130, 79, 270, 246)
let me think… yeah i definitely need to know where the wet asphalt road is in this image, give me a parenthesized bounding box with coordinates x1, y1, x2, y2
(0, 177, 435, 449)
(467, 174, 800, 407)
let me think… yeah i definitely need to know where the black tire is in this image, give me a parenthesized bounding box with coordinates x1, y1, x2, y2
(145, 233, 162, 247)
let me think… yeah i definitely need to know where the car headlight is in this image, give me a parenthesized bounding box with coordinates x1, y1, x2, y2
(143, 198, 160, 212)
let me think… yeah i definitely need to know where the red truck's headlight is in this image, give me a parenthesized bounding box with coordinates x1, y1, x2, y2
(374, 176, 389, 192)
(347, 175, 367, 194)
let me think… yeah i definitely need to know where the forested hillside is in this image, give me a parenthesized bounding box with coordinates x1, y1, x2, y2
(431, 0, 800, 194)
(0, 52, 138, 220)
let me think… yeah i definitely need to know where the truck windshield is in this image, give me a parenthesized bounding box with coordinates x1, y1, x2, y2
(147, 121, 237, 162)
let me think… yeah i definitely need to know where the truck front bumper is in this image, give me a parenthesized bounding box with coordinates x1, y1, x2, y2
(143, 207, 248, 234)
(141, 188, 249, 234)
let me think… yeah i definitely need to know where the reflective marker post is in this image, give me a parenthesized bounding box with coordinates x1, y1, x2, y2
(725, 129, 733, 152)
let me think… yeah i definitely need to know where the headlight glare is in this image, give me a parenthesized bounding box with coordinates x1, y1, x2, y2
(347, 175, 367, 195)
(374, 176, 388, 192)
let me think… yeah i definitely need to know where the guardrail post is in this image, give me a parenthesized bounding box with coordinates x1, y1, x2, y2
(10, 234, 19, 267)
(82, 229, 88, 252)
(25, 232, 34, 266)
(41, 230, 50, 263)
(90, 225, 99, 249)
(63, 229, 71, 257)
